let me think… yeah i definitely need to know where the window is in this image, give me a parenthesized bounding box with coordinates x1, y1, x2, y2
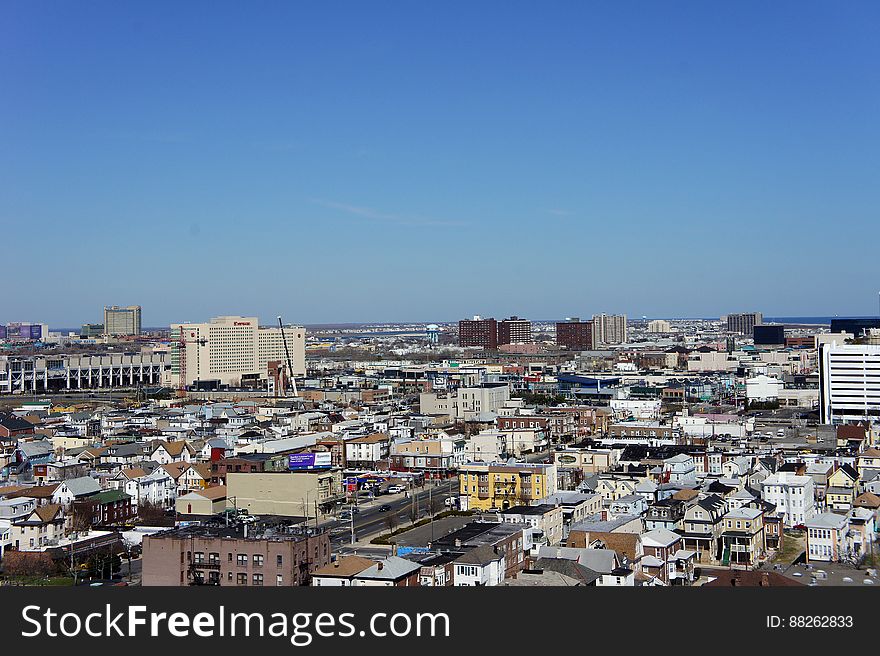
(253, 554, 264, 567)
(237, 573, 247, 585)
(277, 554, 283, 567)
(253, 573, 264, 586)
(276, 574, 283, 586)
(237, 554, 248, 566)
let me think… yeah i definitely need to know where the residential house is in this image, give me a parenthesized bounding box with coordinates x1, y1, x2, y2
(10, 504, 66, 550)
(351, 556, 421, 587)
(679, 494, 726, 563)
(760, 472, 815, 527)
(311, 555, 375, 586)
(51, 476, 102, 507)
(344, 433, 391, 469)
(805, 512, 848, 563)
(78, 489, 136, 526)
(149, 440, 195, 465)
(453, 546, 506, 586)
(640, 528, 696, 585)
(721, 507, 765, 567)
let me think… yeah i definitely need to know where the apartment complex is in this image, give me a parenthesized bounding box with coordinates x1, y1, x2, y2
(556, 318, 594, 350)
(170, 316, 305, 387)
(419, 383, 511, 421)
(760, 472, 815, 527)
(819, 341, 880, 424)
(458, 462, 557, 511)
(458, 316, 498, 349)
(592, 314, 627, 345)
(647, 319, 671, 333)
(726, 312, 763, 335)
(498, 316, 532, 345)
(142, 522, 330, 586)
(103, 305, 142, 336)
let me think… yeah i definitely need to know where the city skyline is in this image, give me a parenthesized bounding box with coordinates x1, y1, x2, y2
(6, 310, 880, 331)
(3, 1, 879, 325)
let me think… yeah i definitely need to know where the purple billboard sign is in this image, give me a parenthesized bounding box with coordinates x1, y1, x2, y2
(288, 452, 332, 470)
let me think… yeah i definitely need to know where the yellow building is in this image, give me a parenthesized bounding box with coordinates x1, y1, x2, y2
(458, 462, 557, 511)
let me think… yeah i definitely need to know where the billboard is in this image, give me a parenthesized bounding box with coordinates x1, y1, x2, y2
(3, 323, 43, 340)
(288, 452, 332, 470)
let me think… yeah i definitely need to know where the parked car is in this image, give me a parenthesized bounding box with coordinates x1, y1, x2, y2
(387, 485, 406, 494)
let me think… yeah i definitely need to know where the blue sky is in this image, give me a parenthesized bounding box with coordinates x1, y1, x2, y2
(2, 1, 879, 327)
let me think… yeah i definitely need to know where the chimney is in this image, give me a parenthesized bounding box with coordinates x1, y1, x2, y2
(334, 560, 340, 568)
(760, 573, 770, 587)
(377, 561, 384, 570)
(730, 576, 739, 587)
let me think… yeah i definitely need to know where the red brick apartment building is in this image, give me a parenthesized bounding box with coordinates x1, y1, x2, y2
(556, 319, 593, 351)
(459, 317, 498, 349)
(142, 521, 331, 586)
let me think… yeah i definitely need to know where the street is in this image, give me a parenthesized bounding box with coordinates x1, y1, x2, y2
(326, 479, 457, 546)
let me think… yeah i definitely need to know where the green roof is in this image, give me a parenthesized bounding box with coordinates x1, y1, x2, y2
(87, 489, 131, 504)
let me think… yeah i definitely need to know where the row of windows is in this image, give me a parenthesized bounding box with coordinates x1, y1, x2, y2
(187, 552, 283, 567)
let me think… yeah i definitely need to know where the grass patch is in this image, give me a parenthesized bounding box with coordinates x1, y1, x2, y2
(774, 533, 805, 566)
(0, 576, 74, 587)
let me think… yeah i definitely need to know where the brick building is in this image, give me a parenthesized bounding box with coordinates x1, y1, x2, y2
(556, 319, 593, 351)
(459, 317, 498, 349)
(142, 520, 331, 586)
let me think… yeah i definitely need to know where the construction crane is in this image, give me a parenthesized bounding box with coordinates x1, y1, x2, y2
(175, 327, 207, 398)
(277, 315, 299, 397)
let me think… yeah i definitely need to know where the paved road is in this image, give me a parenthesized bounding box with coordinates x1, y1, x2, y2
(327, 480, 457, 545)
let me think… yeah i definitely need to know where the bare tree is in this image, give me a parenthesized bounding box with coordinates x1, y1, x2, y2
(385, 513, 399, 536)
(71, 500, 97, 532)
(2, 551, 58, 580)
(137, 501, 174, 526)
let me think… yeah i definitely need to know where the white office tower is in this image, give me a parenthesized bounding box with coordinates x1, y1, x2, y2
(819, 340, 880, 424)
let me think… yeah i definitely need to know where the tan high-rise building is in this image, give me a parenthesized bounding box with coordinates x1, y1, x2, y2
(170, 315, 305, 387)
(726, 312, 763, 335)
(647, 319, 671, 333)
(103, 305, 141, 336)
(592, 314, 628, 345)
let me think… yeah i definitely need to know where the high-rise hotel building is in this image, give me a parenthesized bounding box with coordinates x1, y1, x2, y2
(170, 316, 305, 387)
(104, 305, 142, 336)
(819, 339, 880, 424)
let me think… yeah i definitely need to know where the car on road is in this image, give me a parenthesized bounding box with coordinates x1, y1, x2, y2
(387, 485, 406, 494)
(379, 504, 392, 512)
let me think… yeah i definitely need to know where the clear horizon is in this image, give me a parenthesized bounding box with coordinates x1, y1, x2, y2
(3, 1, 879, 326)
